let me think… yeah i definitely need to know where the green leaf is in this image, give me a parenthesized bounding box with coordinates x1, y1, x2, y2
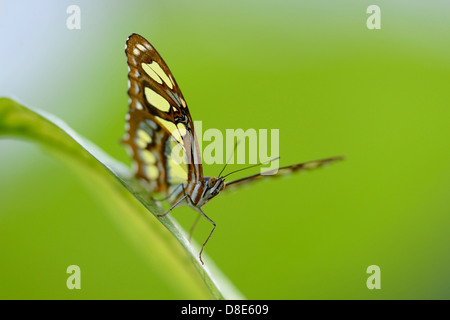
(0, 97, 245, 300)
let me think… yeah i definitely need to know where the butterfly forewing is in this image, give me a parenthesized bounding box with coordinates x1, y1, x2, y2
(123, 33, 203, 195)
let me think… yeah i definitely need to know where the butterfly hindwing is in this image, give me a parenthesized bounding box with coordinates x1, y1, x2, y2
(123, 33, 203, 194)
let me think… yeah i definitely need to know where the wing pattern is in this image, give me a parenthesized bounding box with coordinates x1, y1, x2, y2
(123, 33, 203, 195)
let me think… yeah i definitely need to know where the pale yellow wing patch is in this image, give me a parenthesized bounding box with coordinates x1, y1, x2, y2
(141, 61, 174, 89)
(139, 149, 156, 164)
(144, 87, 170, 112)
(156, 116, 184, 143)
(143, 164, 159, 180)
(149, 61, 174, 89)
(141, 62, 163, 85)
(135, 128, 152, 149)
(166, 138, 188, 184)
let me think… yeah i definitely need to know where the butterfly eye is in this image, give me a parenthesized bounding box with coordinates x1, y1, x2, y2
(208, 177, 217, 188)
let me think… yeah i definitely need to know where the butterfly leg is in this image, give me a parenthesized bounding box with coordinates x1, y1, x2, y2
(194, 206, 216, 265)
(188, 213, 202, 242)
(156, 194, 187, 217)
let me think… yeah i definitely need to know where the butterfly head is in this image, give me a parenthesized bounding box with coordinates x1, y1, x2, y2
(200, 176, 226, 204)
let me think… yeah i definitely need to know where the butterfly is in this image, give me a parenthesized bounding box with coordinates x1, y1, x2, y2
(123, 33, 343, 264)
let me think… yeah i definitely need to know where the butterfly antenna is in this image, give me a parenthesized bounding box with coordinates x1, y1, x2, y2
(222, 157, 280, 179)
(217, 140, 240, 178)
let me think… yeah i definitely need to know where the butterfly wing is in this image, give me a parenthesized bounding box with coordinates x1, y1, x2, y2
(225, 156, 344, 191)
(123, 33, 203, 195)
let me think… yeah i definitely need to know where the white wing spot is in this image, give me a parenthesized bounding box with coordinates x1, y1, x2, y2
(180, 98, 187, 108)
(144, 42, 153, 50)
(135, 101, 144, 110)
(168, 74, 176, 89)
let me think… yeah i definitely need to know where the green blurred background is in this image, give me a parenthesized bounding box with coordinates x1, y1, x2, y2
(1, 0, 450, 299)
